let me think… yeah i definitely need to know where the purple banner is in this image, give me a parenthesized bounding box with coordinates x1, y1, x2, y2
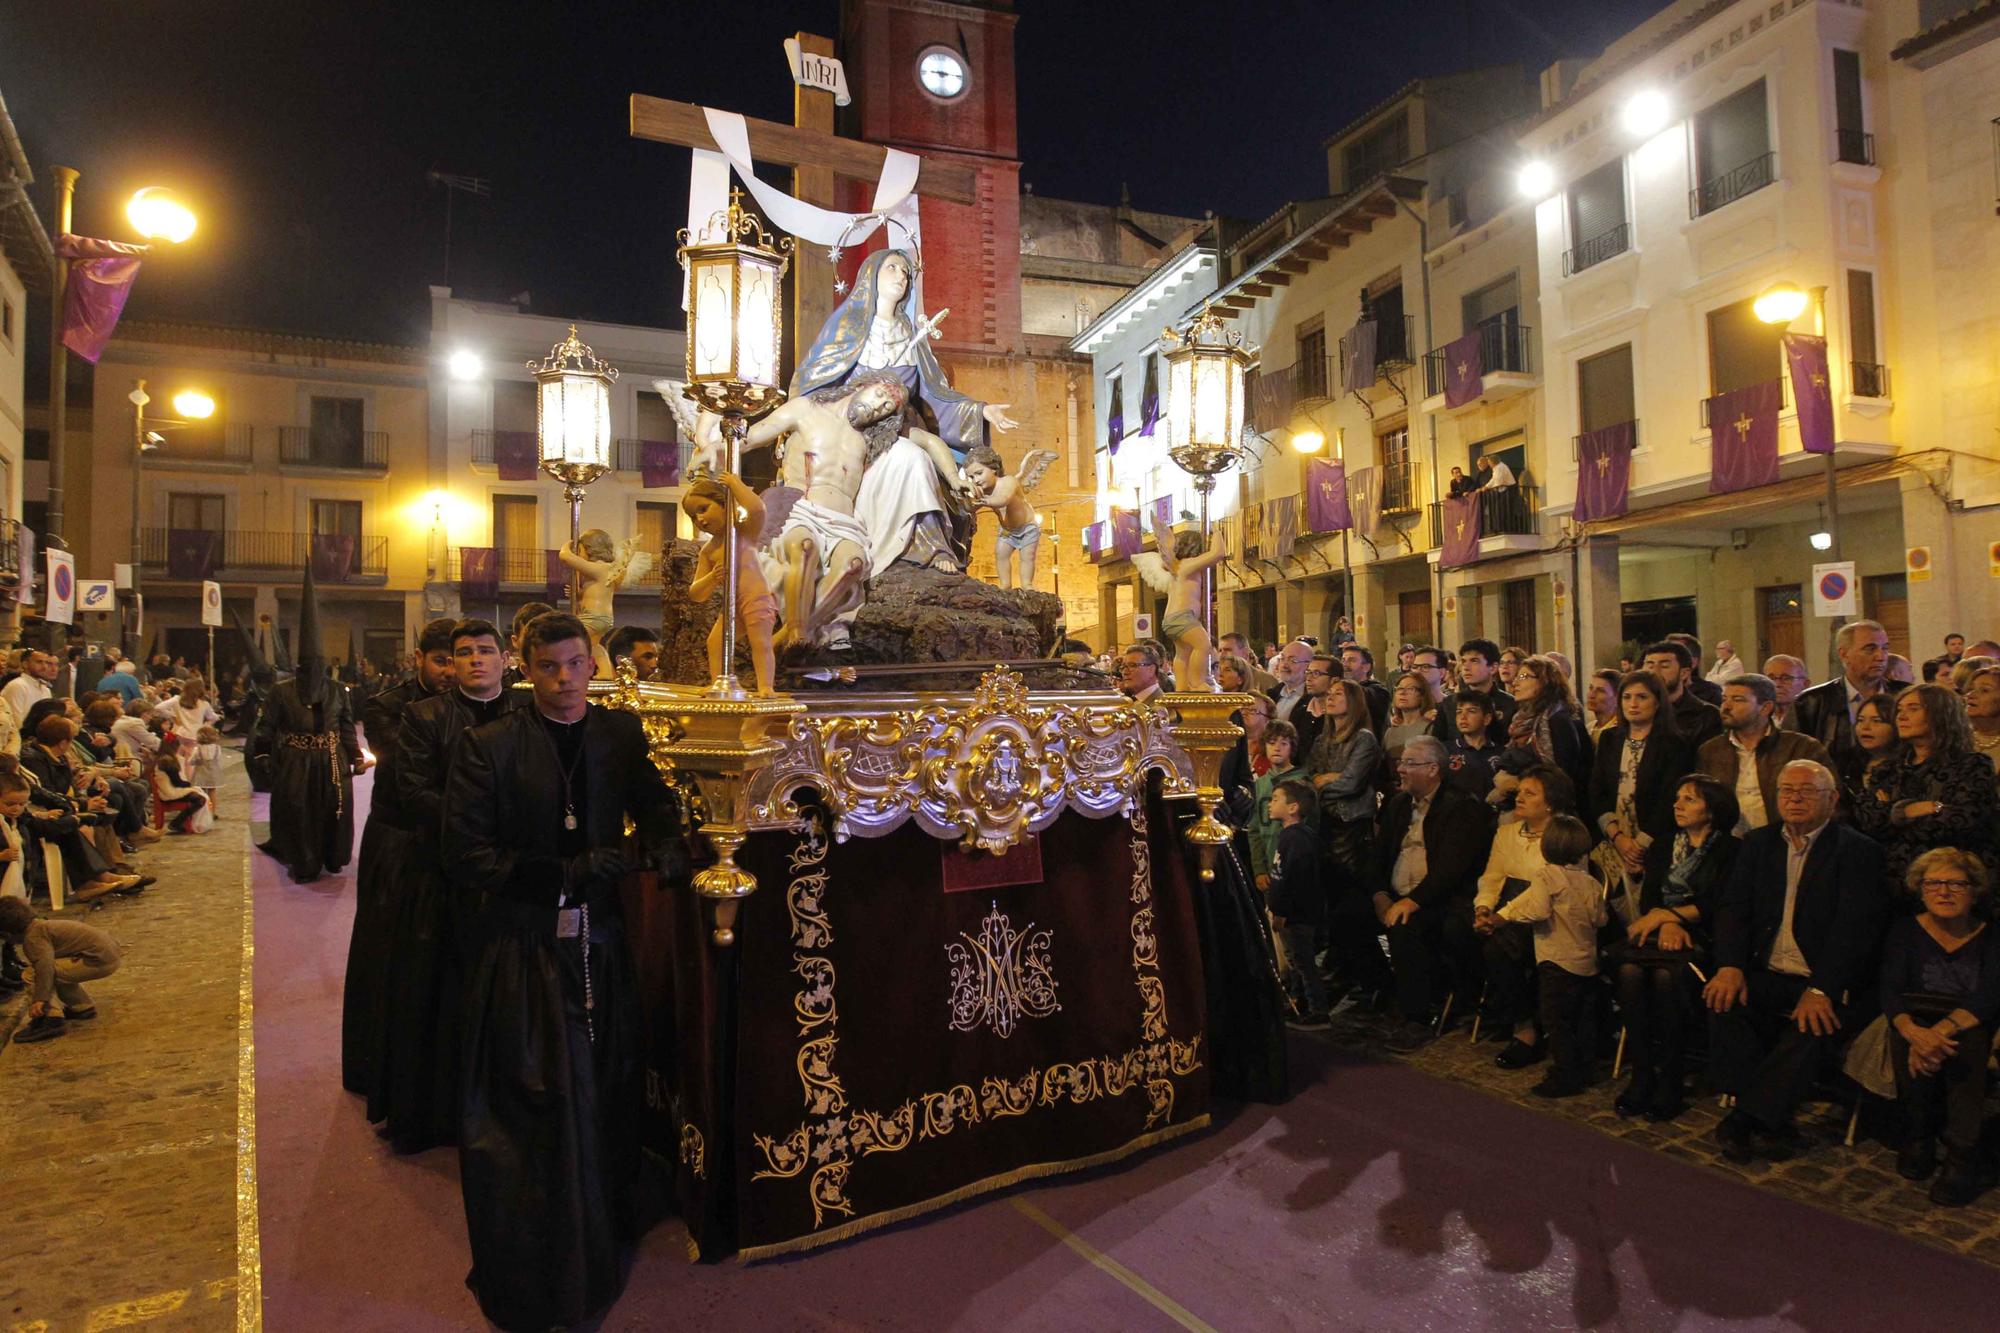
(1265, 494, 1298, 562)
(1440, 494, 1482, 567)
(166, 528, 220, 581)
(1708, 379, 1783, 494)
(494, 430, 539, 481)
(460, 547, 498, 602)
(1106, 377, 1125, 455)
(1443, 329, 1484, 408)
(1139, 354, 1160, 437)
(1084, 522, 1103, 562)
(1341, 319, 1378, 393)
(56, 236, 146, 364)
(1347, 466, 1379, 539)
(546, 548, 568, 603)
(1110, 508, 1141, 558)
(1573, 421, 1635, 523)
(1150, 496, 1175, 543)
(640, 438, 679, 488)
(1304, 458, 1351, 532)
(310, 533, 356, 584)
(1784, 334, 1834, 456)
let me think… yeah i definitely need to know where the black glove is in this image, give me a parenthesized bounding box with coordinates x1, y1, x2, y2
(562, 846, 628, 898)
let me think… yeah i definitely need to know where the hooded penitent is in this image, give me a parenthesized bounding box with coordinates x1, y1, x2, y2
(295, 559, 326, 692)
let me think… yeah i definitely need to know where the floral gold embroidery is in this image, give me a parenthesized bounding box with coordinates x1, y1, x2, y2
(946, 901, 1061, 1039)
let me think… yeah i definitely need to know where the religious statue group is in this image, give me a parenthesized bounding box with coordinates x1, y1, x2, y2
(664, 249, 1055, 691)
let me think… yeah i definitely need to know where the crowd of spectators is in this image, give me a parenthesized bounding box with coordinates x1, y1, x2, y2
(1165, 621, 2000, 1209)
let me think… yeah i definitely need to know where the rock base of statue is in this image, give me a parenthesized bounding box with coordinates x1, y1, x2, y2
(657, 540, 1075, 688)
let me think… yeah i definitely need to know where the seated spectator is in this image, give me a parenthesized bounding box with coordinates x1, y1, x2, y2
(1879, 848, 2000, 1206)
(152, 753, 210, 834)
(0, 893, 122, 1043)
(1706, 640, 1746, 685)
(1849, 684, 1999, 886)
(1706, 760, 1888, 1164)
(0, 751, 141, 902)
(1965, 664, 2000, 799)
(96, 659, 145, 705)
(110, 699, 162, 759)
(1248, 722, 1310, 890)
(1608, 773, 1741, 1121)
(1490, 815, 1605, 1098)
(1697, 674, 1833, 834)
(1265, 778, 1328, 1028)
(1338, 736, 1495, 1051)
(1442, 691, 1502, 804)
(1589, 671, 1697, 916)
(1455, 766, 1576, 1069)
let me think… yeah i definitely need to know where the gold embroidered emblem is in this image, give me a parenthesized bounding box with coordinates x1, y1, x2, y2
(1733, 411, 1753, 441)
(946, 902, 1061, 1038)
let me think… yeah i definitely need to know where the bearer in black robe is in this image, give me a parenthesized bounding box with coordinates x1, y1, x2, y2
(252, 563, 365, 882)
(342, 616, 457, 1104)
(443, 612, 686, 1332)
(375, 617, 523, 1150)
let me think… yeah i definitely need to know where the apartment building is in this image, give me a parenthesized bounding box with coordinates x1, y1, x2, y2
(0, 90, 50, 635)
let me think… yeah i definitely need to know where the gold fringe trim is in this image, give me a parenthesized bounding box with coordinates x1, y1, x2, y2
(233, 757, 264, 1330)
(732, 1114, 1212, 1264)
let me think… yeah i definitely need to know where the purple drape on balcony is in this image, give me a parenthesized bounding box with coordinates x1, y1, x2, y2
(1106, 377, 1125, 455)
(1138, 355, 1160, 436)
(1150, 496, 1175, 543)
(545, 549, 568, 603)
(1783, 334, 1834, 456)
(1573, 422, 1635, 523)
(1440, 495, 1482, 567)
(1443, 329, 1484, 408)
(1305, 459, 1351, 532)
(1707, 380, 1783, 494)
(459, 547, 498, 602)
(310, 533, 356, 584)
(1346, 466, 1379, 540)
(1083, 522, 1102, 561)
(1265, 495, 1298, 562)
(166, 528, 220, 581)
(1111, 508, 1141, 558)
(640, 439, 679, 488)
(494, 430, 539, 481)
(1341, 319, 1378, 393)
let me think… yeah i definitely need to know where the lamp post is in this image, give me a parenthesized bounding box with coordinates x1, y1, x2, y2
(1159, 306, 1257, 641)
(125, 379, 213, 654)
(529, 326, 618, 611)
(676, 189, 793, 698)
(1754, 280, 1837, 560)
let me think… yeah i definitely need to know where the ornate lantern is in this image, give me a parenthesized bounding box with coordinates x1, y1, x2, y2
(677, 189, 794, 419)
(529, 326, 619, 607)
(1158, 307, 1258, 637)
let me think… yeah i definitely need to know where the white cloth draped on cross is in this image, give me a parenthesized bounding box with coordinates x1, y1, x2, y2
(684, 106, 927, 313)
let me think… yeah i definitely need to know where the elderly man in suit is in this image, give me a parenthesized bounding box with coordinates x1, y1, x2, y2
(1704, 758, 1887, 1162)
(1791, 619, 1902, 771)
(1335, 735, 1496, 1052)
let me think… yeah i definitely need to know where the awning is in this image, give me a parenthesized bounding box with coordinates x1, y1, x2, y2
(1580, 451, 1942, 539)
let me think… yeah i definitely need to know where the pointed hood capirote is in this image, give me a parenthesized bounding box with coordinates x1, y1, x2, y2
(296, 559, 326, 691)
(231, 604, 267, 672)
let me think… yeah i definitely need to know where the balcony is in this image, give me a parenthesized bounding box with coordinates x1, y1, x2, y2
(1689, 151, 1776, 218)
(1835, 130, 1875, 167)
(1698, 376, 1792, 429)
(1378, 457, 1426, 518)
(141, 528, 389, 581)
(1570, 421, 1640, 461)
(471, 431, 694, 482)
(1850, 361, 1891, 400)
(146, 422, 254, 467)
(1420, 322, 1535, 411)
(1427, 484, 1545, 565)
(1562, 223, 1630, 277)
(0, 517, 19, 586)
(1337, 315, 1415, 395)
(1248, 360, 1334, 436)
(443, 546, 664, 589)
(278, 427, 388, 471)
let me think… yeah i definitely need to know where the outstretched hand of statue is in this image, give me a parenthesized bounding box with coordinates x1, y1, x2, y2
(982, 403, 1019, 433)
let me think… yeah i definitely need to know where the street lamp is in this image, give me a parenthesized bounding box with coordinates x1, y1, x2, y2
(676, 189, 793, 698)
(125, 188, 198, 244)
(1160, 305, 1256, 643)
(1291, 427, 1326, 455)
(529, 326, 618, 613)
(1754, 279, 1837, 559)
(126, 378, 214, 654)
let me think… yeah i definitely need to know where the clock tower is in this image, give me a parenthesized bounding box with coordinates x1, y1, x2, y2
(839, 0, 1023, 354)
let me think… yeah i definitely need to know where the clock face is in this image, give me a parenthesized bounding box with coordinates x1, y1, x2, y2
(917, 48, 967, 100)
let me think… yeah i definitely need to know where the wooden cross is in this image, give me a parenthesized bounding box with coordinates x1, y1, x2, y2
(1733, 411, 1753, 441)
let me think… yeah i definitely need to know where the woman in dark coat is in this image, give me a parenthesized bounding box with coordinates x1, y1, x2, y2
(1850, 684, 1999, 888)
(1588, 670, 1697, 914)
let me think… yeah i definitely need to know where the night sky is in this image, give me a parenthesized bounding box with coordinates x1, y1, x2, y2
(1, 0, 1671, 345)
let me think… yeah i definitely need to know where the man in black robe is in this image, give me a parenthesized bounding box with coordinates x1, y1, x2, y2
(342, 616, 457, 1103)
(252, 564, 365, 882)
(374, 617, 523, 1150)
(443, 612, 685, 1332)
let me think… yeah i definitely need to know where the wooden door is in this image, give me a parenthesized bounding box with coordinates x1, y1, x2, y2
(1502, 578, 1536, 652)
(1756, 584, 1804, 662)
(1863, 574, 1910, 659)
(1398, 589, 1432, 645)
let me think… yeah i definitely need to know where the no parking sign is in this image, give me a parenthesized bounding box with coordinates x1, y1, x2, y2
(1811, 561, 1856, 618)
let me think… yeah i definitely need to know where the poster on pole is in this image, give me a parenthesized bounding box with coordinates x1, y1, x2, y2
(1811, 561, 1857, 618)
(1906, 546, 1932, 584)
(201, 579, 224, 627)
(44, 549, 75, 625)
(79, 580, 116, 614)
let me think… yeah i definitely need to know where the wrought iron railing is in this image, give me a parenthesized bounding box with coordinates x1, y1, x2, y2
(1836, 129, 1875, 167)
(1698, 376, 1792, 429)
(1562, 223, 1630, 276)
(612, 437, 696, 478)
(141, 528, 389, 577)
(1422, 322, 1534, 399)
(277, 427, 388, 469)
(1851, 361, 1891, 399)
(443, 546, 663, 588)
(1689, 151, 1777, 218)
(1429, 483, 1540, 546)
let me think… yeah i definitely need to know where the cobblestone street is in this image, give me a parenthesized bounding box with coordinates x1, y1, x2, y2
(0, 756, 253, 1333)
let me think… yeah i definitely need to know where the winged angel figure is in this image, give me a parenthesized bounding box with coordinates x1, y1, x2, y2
(961, 445, 1057, 590)
(1132, 507, 1225, 691)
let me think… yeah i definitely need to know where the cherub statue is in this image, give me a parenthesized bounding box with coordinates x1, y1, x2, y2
(682, 473, 777, 695)
(558, 529, 655, 677)
(962, 445, 1057, 589)
(1134, 514, 1225, 691)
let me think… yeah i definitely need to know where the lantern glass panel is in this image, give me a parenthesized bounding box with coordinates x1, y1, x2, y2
(1167, 355, 1193, 452)
(690, 258, 736, 380)
(1224, 360, 1244, 444)
(1192, 354, 1230, 448)
(540, 374, 611, 469)
(735, 258, 781, 389)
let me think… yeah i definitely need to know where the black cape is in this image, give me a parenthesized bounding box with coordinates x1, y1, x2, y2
(372, 686, 524, 1148)
(442, 703, 686, 1333)
(341, 675, 440, 1102)
(252, 674, 361, 882)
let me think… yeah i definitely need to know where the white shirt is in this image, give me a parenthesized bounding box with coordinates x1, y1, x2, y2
(110, 715, 160, 758)
(1729, 730, 1768, 832)
(1477, 820, 1548, 911)
(1706, 654, 1745, 684)
(1273, 684, 1306, 722)
(1499, 865, 1609, 976)
(1, 675, 50, 730)
(0, 813, 23, 900)
(1391, 792, 1433, 897)
(1769, 822, 1826, 978)
(1483, 461, 1516, 488)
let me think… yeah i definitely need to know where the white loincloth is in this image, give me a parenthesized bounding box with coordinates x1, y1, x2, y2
(779, 498, 872, 577)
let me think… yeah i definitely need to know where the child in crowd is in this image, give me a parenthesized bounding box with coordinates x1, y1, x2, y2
(1265, 778, 1330, 1029)
(0, 894, 123, 1044)
(152, 754, 209, 835)
(1495, 814, 1607, 1098)
(1248, 721, 1312, 889)
(190, 725, 224, 806)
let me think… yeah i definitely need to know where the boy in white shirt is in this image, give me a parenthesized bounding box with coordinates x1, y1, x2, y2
(1494, 814, 1606, 1098)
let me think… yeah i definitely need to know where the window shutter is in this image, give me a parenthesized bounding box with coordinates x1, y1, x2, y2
(1568, 160, 1626, 245)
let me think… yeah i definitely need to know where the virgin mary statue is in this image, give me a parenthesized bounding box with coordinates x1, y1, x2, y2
(791, 249, 1016, 456)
